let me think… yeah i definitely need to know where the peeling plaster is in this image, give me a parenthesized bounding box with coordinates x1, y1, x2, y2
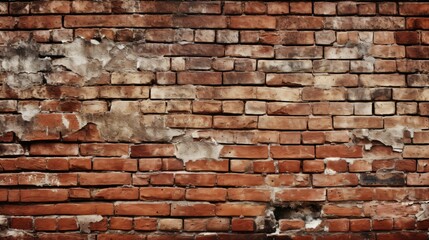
(417, 204, 429, 221)
(353, 128, 405, 152)
(77, 215, 103, 233)
(174, 136, 222, 162)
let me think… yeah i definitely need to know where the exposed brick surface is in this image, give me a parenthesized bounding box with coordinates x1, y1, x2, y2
(0, 0, 428, 238)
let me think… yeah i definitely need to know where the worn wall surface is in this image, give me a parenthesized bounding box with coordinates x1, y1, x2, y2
(0, 1, 429, 239)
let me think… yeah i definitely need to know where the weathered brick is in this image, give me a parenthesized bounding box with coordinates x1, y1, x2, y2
(18, 16, 62, 29)
(30, 143, 79, 156)
(278, 16, 324, 29)
(316, 145, 363, 158)
(213, 116, 257, 129)
(178, 72, 222, 85)
(334, 116, 383, 129)
(400, 3, 429, 16)
(258, 60, 312, 72)
(229, 16, 276, 29)
(223, 72, 265, 85)
(226, 45, 274, 58)
(220, 146, 268, 159)
(171, 203, 215, 217)
(258, 116, 307, 130)
(271, 146, 315, 159)
(276, 46, 323, 59)
(276, 189, 326, 201)
(115, 203, 170, 216)
(130, 144, 175, 157)
(65, 15, 172, 28)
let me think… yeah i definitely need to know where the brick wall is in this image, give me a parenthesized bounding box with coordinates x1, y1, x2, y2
(0, 1, 429, 239)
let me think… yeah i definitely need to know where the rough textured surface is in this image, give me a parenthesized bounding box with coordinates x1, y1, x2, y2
(1, 1, 429, 239)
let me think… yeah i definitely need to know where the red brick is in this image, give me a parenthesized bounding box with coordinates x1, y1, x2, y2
(267, 2, 289, 15)
(78, 173, 131, 186)
(130, 144, 175, 157)
(161, 158, 183, 171)
(271, 146, 315, 159)
(323, 205, 363, 217)
(80, 144, 129, 157)
(35, 218, 57, 231)
(175, 173, 216, 187)
(138, 158, 162, 172)
(30, 143, 79, 156)
(185, 159, 229, 172)
(266, 174, 310, 187)
(303, 160, 325, 173)
(395, 31, 420, 45)
(110, 217, 133, 230)
(150, 173, 174, 185)
(404, 146, 429, 158)
(231, 218, 254, 232)
(134, 218, 157, 231)
(373, 219, 393, 230)
(379, 2, 397, 15)
(115, 203, 170, 216)
(267, 103, 311, 115)
(407, 173, 429, 185)
(171, 203, 215, 216)
(65, 15, 172, 28)
(350, 219, 371, 232)
(215, 203, 266, 216)
(229, 16, 276, 29)
(174, 16, 226, 28)
(407, 18, 429, 29)
(18, 173, 77, 186)
(253, 160, 275, 173)
(0, 16, 15, 29)
(400, 3, 429, 16)
(394, 217, 415, 230)
(313, 174, 359, 187)
(227, 188, 271, 202)
(10, 217, 33, 230)
(217, 174, 265, 187)
(290, 2, 312, 14)
(407, 46, 429, 59)
(69, 157, 91, 170)
(93, 188, 139, 200)
(328, 188, 374, 201)
(86, 217, 108, 232)
(186, 188, 227, 201)
(278, 16, 324, 30)
(20, 189, 69, 202)
(69, 188, 90, 199)
(93, 158, 137, 172)
(71, 1, 111, 13)
(158, 218, 183, 231)
(279, 219, 305, 231)
(278, 160, 301, 173)
(166, 114, 212, 128)
(57, 217, 78, 231)
(214, 116, 258, 129)
(224, 72, 265, 85)
(324, 219, 350, 232)
(220, 145, 268, 159)
(226, 45, 274, 58)
(31, 1, 70, 13)
(18, 16, 62, 29)
(178, 72, 222, 85)
(140, 187, 185, 200)
(258, 116, 308, 130)
(244, 2, 266, 14)
(316, 145, 363, 158)
(276, 189, 326, 201)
